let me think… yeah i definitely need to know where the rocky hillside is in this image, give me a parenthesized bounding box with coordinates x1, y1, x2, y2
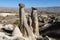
(37, 7, 60, 14)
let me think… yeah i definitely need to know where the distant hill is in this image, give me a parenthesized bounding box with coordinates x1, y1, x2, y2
(0, 7, 60, 14)
(37, 7, 60, 14)
(0, 7, 18, 13)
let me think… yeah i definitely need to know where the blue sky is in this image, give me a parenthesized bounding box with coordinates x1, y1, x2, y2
(0, 0, 60, 8)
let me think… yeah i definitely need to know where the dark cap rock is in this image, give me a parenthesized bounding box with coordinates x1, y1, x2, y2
(32, 7, 37, 10)
(19, 3, 25, 8)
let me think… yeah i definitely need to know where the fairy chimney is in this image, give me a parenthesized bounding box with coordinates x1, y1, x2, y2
(19, 3, 25, 26)
(19, 3, 26, 36)
(31, 7, 39, 36)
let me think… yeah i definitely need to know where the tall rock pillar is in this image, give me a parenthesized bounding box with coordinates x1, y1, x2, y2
(18, 3, 26, 36)
(31, 7, 39, 36)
